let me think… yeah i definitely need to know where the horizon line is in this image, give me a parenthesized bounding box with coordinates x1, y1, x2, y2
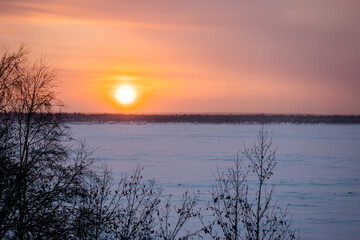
(61, 112, 360, 117)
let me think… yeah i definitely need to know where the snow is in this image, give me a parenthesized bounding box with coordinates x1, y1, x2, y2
(70, 123, 360, 240)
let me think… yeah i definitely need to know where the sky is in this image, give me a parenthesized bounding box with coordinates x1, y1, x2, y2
(1, 0, 359, 114)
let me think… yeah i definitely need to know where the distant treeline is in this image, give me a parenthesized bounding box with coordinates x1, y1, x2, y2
(64, 113, 360, 124)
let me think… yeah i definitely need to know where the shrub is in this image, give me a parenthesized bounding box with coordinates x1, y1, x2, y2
(201, 127, 299, 240)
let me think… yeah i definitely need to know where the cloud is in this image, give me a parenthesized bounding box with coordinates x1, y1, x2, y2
(0, 0, 207, 31)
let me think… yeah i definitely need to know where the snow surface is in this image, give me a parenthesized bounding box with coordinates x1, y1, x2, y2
(70, 123, 360, 240)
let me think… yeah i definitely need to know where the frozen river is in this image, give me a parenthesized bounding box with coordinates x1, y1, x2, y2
(70, 123, 360, 240)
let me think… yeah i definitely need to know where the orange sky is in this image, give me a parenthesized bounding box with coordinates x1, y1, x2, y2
(1, 0, 360, 114)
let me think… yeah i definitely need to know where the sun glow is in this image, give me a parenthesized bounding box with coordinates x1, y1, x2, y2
(115, 84, 137, 105)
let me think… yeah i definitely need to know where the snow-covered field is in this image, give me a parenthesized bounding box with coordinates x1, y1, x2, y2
(70, 123, 360, 240)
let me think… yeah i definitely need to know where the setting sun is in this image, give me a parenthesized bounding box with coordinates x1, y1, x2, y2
(115, 84, 137, 105)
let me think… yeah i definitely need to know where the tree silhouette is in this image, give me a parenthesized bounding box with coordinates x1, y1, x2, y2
(156, 190, 200, 240)
(201, 127, 299, 240)
(0, 46, 91, 239)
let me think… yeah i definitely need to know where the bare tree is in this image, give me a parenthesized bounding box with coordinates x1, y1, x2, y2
(0, 46, 91, 240)
(0, 44, 27, 112)
(72, 164, 122, 240)
(72, 165, 202, 240)
(200, 158, 248, 240)
(110, 166, 161, 240)
(242, 127, 298, 240)
(202, 127, 299, 240)
(73, 164, 163, 240)
(0, 46, 28, 224)
(157, 191, 200, 240)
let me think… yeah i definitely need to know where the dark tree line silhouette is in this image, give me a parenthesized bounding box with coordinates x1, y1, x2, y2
(0, 45, 298, 239)
(64, 113, 360, 124)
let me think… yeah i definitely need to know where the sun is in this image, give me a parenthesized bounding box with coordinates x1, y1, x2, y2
(115, 84, 137, 105)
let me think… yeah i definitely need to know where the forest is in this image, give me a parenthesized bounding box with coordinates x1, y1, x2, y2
(65, 113, 360, 124)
